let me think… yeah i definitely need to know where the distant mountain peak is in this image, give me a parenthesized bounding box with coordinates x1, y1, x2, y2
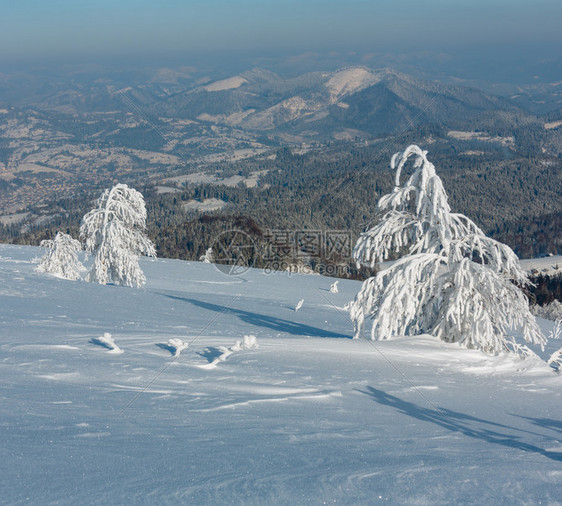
(325, 67, 382, 102)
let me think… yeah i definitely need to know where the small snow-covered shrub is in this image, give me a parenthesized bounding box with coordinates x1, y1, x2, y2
(348, 145, 545, 355)
(196, 335, 258, 370)
(200, 247, 214, 263)
(36, 232, 84, 280)
(231, 334, 258, 351)
(549, 319, 562, 341)
(91, 332, 123, 354)
(531, 300, 562, 322)
(548, 345, 562, 372)
(167, 338, 189, 357)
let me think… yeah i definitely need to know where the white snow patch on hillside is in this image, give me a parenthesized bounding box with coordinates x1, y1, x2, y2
(520, 255, 562, 276)
(182, 198, 227, 212)
(325, 67, 381, 101)
(196, 109, 255, 126)
(203, 75, 247, 92)
(243, 96, 318, 129)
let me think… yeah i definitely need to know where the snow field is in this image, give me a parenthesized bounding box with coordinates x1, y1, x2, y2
(0, 244, 561, 504)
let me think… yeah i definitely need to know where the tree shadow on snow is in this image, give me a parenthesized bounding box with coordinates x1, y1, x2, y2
(358, 386, 562, 463)
(155, 343, 176, 355)
(515, 415, 562, 436)
(197, 347, 224, 363)
(89, 337, 114, 350)
(159, 293, 351, 339)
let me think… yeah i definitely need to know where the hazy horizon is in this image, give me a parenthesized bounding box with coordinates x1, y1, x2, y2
(1, 0, 561, 83)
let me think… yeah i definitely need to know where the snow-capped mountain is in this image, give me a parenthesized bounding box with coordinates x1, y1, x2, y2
(1, 243, 560, 504)
(154, 66, 521, 137)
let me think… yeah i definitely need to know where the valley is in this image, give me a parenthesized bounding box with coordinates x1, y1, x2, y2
(0, 65, 560, 261)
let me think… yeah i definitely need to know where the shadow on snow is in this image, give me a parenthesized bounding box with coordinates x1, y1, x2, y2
(155, 342, 176, 355)
(358, 386, 562, 462)
(197, 347, 225, 363)
(515, 415, 562, 436)
(159, 293, 351, 339)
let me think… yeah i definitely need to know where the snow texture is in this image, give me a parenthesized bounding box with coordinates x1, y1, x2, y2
(350, 145, 544, 355)
(0, 243, 560, 505)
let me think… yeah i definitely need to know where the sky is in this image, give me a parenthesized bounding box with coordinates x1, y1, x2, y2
(1, 0, 561, 68)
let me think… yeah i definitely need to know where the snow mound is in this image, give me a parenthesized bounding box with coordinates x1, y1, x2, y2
(231, 334, 258, 351)
(90, 332, 123, 354)
(163, 338, 189, 357)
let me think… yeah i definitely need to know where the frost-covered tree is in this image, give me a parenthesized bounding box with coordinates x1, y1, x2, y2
(348, 145, 545, 355)
(80, 184, 156, 288)
(200, 247, 214, 263)
(36, 232, 84, 280)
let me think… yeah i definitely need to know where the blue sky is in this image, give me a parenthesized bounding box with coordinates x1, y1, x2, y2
(1, 0, 561, 65)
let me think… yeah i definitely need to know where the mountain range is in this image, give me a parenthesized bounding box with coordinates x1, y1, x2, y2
(150, 66, 526, 139)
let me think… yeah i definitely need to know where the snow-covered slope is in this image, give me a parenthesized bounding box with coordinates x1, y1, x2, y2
(325, 67, 382, 102)
(1, 244, 560, 504)
(521, 255, 562, 276)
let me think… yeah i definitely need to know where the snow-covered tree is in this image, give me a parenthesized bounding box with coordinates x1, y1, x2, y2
(36, 232, 84, 280)
(348, 145, 545, 355)
(200, 247, 214, 263)
(80, 184, 156, 288)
